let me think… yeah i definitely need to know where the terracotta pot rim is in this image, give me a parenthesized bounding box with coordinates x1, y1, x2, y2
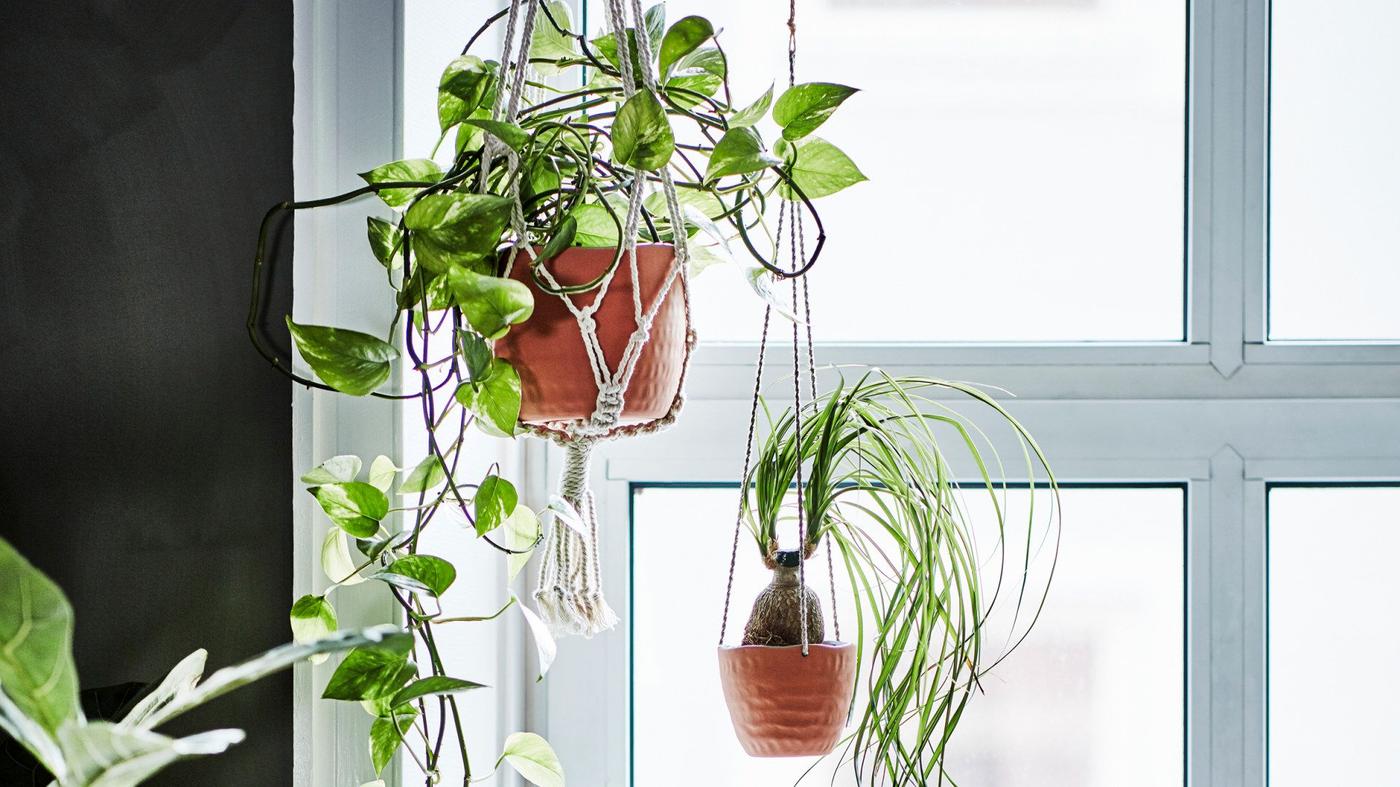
(547, 242, 676, 253)
(718, 641, 854, 653)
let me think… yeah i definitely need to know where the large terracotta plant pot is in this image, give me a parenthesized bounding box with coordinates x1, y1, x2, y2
(717, 642, 856, 757)
(494, 244, 686, 426)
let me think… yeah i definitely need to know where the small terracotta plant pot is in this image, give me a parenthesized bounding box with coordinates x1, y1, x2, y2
(493, 244, 686, 425)
(717, 641, 856, 757)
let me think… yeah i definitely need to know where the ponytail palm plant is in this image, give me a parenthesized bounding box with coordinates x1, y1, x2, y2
(742, 370, 1060, 784)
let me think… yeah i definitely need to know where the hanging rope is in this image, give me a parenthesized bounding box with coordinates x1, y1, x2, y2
(508, 0, 696, 637)
(790, 253, 810, 656)
(716, 0, 840, 652)
(718, 306, 772, 646)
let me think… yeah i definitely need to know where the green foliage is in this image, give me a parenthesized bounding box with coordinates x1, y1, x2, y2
(571, 204, 621, 247)
(269, 1, 867, 409)
(369, 709, 416, 775)
(778, 137, 867, 200)
(396, 266, 455, 312)
(664, 47, 725, 107)
(473, 475, 518, 536)
(286, 319, 398, 397)
(744, 371, 1058, 784)
(454, 358, 523, 436)
(400, 455, 448, 495)
(592, 4, 665, 78)
(0, 535, 392, 786)
(501, 731, 565, 787)
(0, 536, 79, 735)
(289, 595, 338, 644)
(390, 676, 485, 708)
(772, 82, 859, 140)
(612, 89, 674, 171)
(322, 635, 417, 702)
(529, 1, 577, 74)
(463, 119, 529, 151)
(366, 217, 403, 270)
(444, 267, 535, 340)
(313, 482, 389, 538)
(705, 127, 781, 183)
(404, 193, 513, 274)
(359, 159, 443, 208)
(302, 455, 363, 485)
(367, 455, 398, 493)
(438, 56, 496, 131)
(250, 3, 867, 781)
(729, 85, 774, 128)
(502, 507, 541, 581)
(537, 215, 577, 262)
(457, 330, 494, 382)
(658, 16, 714, 79)
(380, 555, 457, 598)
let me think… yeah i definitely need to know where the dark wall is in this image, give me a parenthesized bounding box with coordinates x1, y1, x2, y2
(0, 1, 294, 784)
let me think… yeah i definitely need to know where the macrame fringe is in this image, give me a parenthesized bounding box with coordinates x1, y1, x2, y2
(533, 442, 619, 637)
(495, 0, 694, 638)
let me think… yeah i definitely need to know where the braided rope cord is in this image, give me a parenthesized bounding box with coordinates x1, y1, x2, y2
(714, 0, 837, 654)
(717, 305, 772, 646)
(488, 0, 695, 636)
(793, 182, 838, 642)
(784, 0, 834, 646)
(790, 236, 810, 656)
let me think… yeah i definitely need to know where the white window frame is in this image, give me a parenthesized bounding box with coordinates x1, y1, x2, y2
(292, 1, 1400, 785)
(290, 4, 528, 786)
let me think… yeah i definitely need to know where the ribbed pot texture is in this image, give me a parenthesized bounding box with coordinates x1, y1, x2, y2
(493, 244, 686, 426)
(717, 642, 856, 757)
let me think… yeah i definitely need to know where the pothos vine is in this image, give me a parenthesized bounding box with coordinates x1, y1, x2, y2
(250, 1, 864, 783)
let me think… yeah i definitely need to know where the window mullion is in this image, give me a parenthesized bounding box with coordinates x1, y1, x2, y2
(1195, 0, 1266, 377)
(1242, 0, 1270, 348)
(1205, 446, 1251, 787)
(1242, 477, 1267, 787)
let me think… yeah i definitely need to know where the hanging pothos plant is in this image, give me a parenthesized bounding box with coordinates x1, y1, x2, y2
(244, 0, 864, 782)
(729, 371, 1060, 783)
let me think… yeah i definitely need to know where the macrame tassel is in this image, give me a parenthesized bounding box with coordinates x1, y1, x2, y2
(534, 441, 619, 637)
(519, 0, 692, 639)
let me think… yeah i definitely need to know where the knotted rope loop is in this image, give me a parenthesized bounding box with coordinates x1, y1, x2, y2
(511, 0, 693, 637)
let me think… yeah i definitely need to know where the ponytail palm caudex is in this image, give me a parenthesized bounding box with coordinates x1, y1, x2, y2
(742, 370, 1060, 784)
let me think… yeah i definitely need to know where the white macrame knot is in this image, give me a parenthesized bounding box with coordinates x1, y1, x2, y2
(598, 384, 624, 406)
(591, 384, 625, 427)
(578, 314, 597, 334)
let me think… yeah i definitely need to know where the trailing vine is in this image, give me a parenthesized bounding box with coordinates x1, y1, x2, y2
(249, 2, 864, 783)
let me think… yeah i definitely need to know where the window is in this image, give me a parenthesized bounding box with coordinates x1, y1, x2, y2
(671, 0, 1188, 342)
(1268, 486, 1400, 786)
(632, 486, 1185, 787)
(1268, 0, 1400, 341)
(539, 1, 1400, 785)
(295, 2, 1400, 785)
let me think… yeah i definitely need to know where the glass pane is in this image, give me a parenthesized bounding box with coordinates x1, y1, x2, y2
(1269, 1, 1400, 340)
(1268, 486, 1400, 785)
(631, 486, 1184, 786)
(632, 0, 1186, 342)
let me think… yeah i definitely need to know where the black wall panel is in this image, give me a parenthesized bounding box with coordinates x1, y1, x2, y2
(0, 2, 295, 783)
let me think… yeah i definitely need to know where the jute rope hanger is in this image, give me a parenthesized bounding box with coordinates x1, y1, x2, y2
(487, 0, 698, 637)
(718, 0, 840, 657)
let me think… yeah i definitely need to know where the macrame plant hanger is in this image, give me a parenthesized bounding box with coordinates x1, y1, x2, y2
(487, 0, 697, 638)
(718, 0, 841, 657)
